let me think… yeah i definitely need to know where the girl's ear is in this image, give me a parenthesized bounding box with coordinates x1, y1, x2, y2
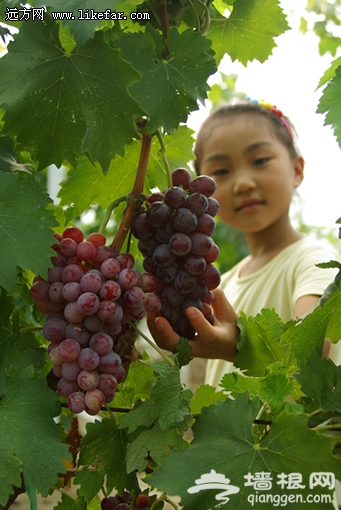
(293, 156, 305, 188)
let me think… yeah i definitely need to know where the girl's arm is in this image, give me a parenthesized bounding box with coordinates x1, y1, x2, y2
(147, 287, 239, 361)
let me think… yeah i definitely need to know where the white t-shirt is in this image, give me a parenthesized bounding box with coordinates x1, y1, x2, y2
(205, 236, 341, 388)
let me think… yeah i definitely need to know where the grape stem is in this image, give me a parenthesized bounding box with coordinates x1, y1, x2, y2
(110, 130, 152, 256)
(98, 194, 130, 235)
(128, 321, 175, 369)
(150, 492, 179, 510)
(155, 129, 172, 189)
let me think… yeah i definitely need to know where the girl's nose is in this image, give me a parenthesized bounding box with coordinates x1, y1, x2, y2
(232, 172, 256, 194)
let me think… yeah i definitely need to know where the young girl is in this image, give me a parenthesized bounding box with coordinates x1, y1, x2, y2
(147, 100, 341, 386)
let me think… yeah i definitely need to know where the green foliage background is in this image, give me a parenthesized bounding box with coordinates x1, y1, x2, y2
(0, 0, 341, 509)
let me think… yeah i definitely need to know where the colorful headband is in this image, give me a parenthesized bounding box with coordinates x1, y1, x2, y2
(247, 98, 294, 142)
(259, 100, 294, 142)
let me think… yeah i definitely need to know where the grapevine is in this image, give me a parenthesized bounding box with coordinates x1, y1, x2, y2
(1, 1, 341, 509)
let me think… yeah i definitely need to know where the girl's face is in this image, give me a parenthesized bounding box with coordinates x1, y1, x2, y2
(198, 115, 304, 234)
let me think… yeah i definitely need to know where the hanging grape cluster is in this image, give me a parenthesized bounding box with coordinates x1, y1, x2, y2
(131, 168, 221, 339)
(101, 491, 151, 510)
(29, 227, 157, 415)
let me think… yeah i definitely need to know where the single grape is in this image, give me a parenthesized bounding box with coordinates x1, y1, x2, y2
(59, 237, 78, 257)
(80, 271, 103, 293)
(77, 369, 99, 391)
(195, 213, 216, 236)
(173, 270, 197, 294)
(76, 241, 96, 261)
(146, 201, 171, 227)
(87, 232, 106, 247)
(62, 282, 82, 302)
(62, 226, 84, 244)
(49, 282, 65, 303)
(65, 322, 91, 347)
(117, 268, 139, 290)
(185, 192, 208, 216)
(78, 348, 100, 370)
(57, 378, 80, 398)
(100, 280, 121, 301)
(156, 264, 177, 283)
(206, 196, 220, 216)
(43, 318, 66, 343)
(131, 212, 154, 240)
(189, 232, 213, 256)
(61, 264, 84, 284)
(29, 280, 50, 302)
(84, 315, 104, 333)
(47, 266, 63, 284)
(101, 496, 120, 510)
(124, 286, 145, 308)
(171, 167, 192, 189)
(68, 391, 86, 414)
(97, 373, 118, 396)
(164, 186, 187, 209)
(197, 263, 221, 290)
(61, 361, 82, 381)
(116, 253, 135, 270)
(58, 338, 81, 363)
(136, 493, 151, 508)
(171, 208, 197, 234)
(183, 255, 206, 276)
(189, 175, 217, 197)
(89, 332, 113, 355)
(76, 292, 100, 316)
(161, 285, 184, 307)
(143, 292, 161, 313)
(168, 232, 192, 256)
(101, 258, 121, 279)
(152, 244, 176, 267)
(98, 352, 122, 375)
(85, 388, 105, 412)
(97, 301, 123, 322)
(64, 302, 85, 323)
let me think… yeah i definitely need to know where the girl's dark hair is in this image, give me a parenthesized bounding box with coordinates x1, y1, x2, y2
(194, 101, 300, 174)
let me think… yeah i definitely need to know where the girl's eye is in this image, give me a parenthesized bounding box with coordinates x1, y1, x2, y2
(212, 168, 229, 177)
(253, 157, 269, 166)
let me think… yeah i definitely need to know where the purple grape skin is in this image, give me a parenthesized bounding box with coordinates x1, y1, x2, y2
(171, 208, 197, 234)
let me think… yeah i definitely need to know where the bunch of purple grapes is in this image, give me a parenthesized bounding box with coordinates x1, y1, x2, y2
(101, 491, 151, 510)
(131, 168, 221, 339)
(30, 227, 158, 415)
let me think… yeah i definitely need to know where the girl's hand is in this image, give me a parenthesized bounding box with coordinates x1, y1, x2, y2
(147, 287, 239, 361)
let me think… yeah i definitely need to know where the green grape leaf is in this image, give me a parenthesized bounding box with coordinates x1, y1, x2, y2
(0, 366, 70, 504)
(73, 467, 104, 505)
(175, 337, 193, 368)
(235, 309, 294, 376)
(148, 394, 341, 509)
(295, 356, 341, 412)
(77, 417, 136, 497)
(43, 0, 122, 45)
(0, 172, 57, 292)
(281, 284, 341, 365)
(0, 451, 22, 507)
(190, 384, 228, 415)
(0, 18, 143, 173)
(147, 125, 196, 193)
(110, 360, 155, 410)
(117, 26, 216, 133)
(126, 420, 188, 473)
(118, 399, 155, 434)
(220, 371, 300, 415)
(58, 125, 195, 218)
(0, 288, 46, 393)
(207, 0, 289, 65)
(317, 64, 341, 150)
(150, 369, 192, 430)
(317, 57, 341, 88)
(54, 493, 87, 510)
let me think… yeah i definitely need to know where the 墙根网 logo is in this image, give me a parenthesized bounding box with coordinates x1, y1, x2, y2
(187, 469, 240, 507)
